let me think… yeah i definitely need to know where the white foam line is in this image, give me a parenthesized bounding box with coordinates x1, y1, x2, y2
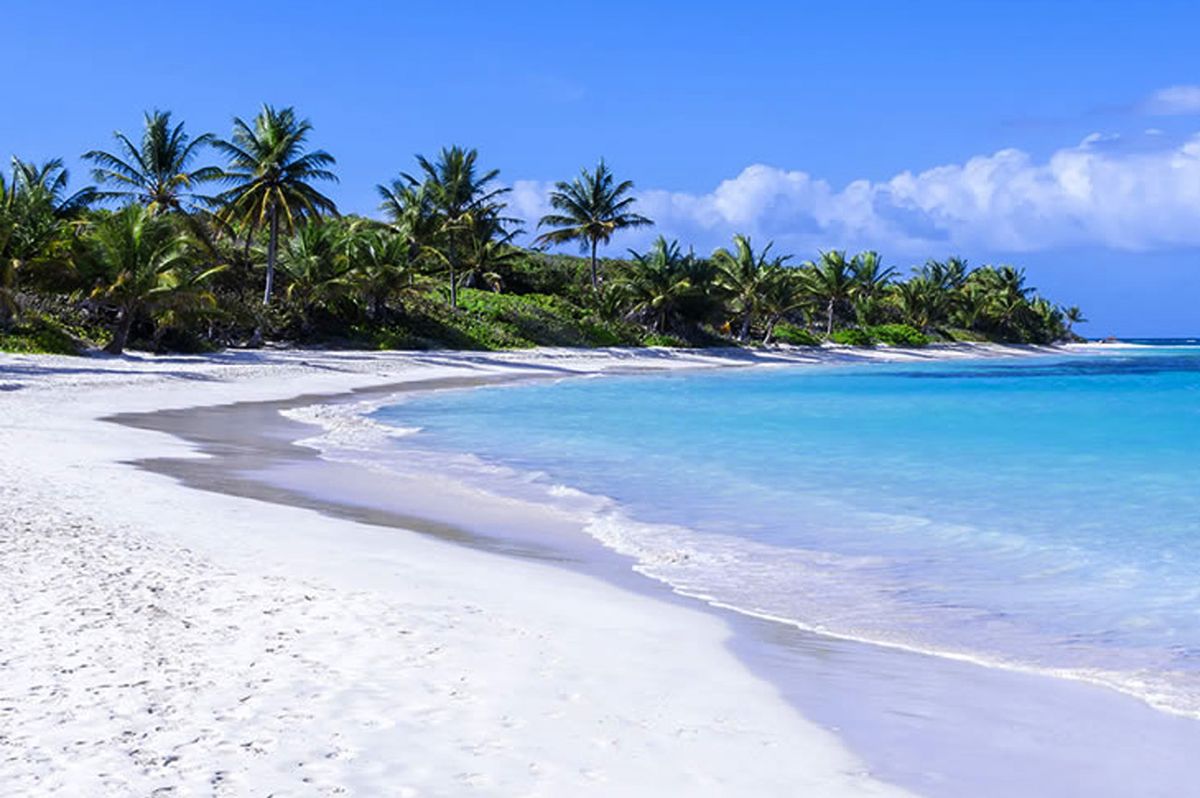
(289, 378, 1200, 723)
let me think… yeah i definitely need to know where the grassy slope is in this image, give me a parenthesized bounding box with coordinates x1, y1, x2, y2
(0, 316, 89, 355)
(347, 289, 649, 351)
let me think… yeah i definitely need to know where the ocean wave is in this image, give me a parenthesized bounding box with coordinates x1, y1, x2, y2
(581, 511, 1200, 721)
(284, 395, 1200, 721)
(283, 399, 422, 451)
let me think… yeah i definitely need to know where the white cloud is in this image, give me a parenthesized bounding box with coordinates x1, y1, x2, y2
(510, 132, 1200, 257)
(509, 179, 555, 238)
(1142, 85, 1200, 116)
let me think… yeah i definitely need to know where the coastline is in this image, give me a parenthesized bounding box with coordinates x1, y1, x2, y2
(0, 343, 1132, 794)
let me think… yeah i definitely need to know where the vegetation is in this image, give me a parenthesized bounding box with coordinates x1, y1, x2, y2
(0, 107, 1082, 354)
(535, 160, 652, 290)
(214, 105, 337, 308)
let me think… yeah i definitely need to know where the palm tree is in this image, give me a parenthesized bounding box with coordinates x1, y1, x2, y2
(850, 250, 896, 325)
(377, 179, 437, 258)
(344, 224, 423, 319)
(82, 205, 223, 354)
(758, 268, 808, 344)
(461, 223, 524, 292)
(214, 105, 338, 306)
(921, 256, 969, 291)
(0, 158, 93, 327)
(804, 250, 857, 336)
(1063, 305, 1086, 336)
(84, 110, 220, 214)
(616, 236, 700, 334)
(712, 234, 790, 340)
(277, 220, 352, 332)
(1030, 297, 1067, 343)
(10, 158, 96, 216)
(535, 160, 653, 290)
(400, 146, 511, 309)
(890, 276, 949, 331)
(0, 175, 15, 328)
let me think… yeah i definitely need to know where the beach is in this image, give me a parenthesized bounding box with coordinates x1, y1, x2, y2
(0, 343, 1153, 795)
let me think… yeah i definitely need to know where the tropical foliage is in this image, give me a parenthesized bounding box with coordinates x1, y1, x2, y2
(214, 105, 337, 306)
(0, 106, 1082, 354)
(535, 160, 652, 290)
(85, 110, 220, 214)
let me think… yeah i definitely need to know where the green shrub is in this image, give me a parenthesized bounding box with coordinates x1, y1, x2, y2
(940, 327, 989, 343)
(867, 323, 929, 347)
(830, 328, 876, 347)
(382, 289, 643, 350)
(771, 322, 821, 346)
(642, 332, 689, 347)
(0, 316, 87, 355)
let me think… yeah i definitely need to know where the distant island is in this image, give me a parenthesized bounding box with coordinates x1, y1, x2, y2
(0, 106, 1084, 356)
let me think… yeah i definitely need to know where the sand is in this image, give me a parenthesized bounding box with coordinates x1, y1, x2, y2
(0, 344, 1063, 795)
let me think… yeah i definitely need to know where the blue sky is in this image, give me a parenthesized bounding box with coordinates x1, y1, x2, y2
(5, 0, 1200, 335)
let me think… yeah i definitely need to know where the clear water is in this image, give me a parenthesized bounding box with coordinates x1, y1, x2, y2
(372, 348, 1200, 717)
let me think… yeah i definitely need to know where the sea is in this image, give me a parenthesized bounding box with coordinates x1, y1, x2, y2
(369, 343, 1200, 722)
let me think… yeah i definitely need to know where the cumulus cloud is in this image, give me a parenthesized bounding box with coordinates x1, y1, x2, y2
(510, 132, 1200, 256)
(1142, 85, 1200, 116)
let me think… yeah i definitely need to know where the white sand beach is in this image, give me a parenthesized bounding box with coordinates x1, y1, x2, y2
(0, 344, 1063, 796)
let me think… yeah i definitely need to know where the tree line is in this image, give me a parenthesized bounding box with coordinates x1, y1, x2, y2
(0, 105, 1084, 354)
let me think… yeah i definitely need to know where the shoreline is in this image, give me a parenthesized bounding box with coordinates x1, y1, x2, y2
(2, 345, 942, 796)
(0, 343, 1183, 795)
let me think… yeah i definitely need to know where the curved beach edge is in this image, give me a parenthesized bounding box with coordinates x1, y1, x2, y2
(0, 345, 1062, 795)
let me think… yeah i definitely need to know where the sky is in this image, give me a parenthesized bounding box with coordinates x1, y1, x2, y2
(4, 0, 1200, 335)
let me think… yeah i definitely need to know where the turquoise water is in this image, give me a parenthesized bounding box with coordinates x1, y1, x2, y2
(373, 348, 1200, 717)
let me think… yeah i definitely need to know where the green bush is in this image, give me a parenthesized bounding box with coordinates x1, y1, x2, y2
(377, 289, 643, 351)
(940, 327, 989, 343)
(771, 322, 822, 346)
(0, 316, 87, 355)
(642, 332, 689, 347)
(867, 323, 929, 347)
(830, 328, 876, 347)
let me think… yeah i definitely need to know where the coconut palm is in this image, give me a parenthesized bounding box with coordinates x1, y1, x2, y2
(804, 250, 857, 336)
(84, 110, 220, 214)
(891, 276, 949, 331)
(10, 158, 95, 217)
(214, 105, 338, 306)
(82, 205, 223, 354)
(921, 256, 970, 291)
(758, 268, 808, 344)
(277, 220, 353, 331)
(461, 222, 524, 292)
(0, 177, 15, 328)
(0, 158, 93, 327)
(1063, 305, 1086, 336)
(712, 234, 791, 341)
(344, 224, 423, 319)
(376, 179, 437, 259)
(964, 265, 1036, 337)
(616, 236, 702, 334)
(535, 160, 653, 290)
(1030, 297, 1067, 343)
(850, 250, 896, 325)
(400, 146, 511, 309)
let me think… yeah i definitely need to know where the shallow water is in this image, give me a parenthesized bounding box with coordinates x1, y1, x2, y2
(372, 347, 1200, 720)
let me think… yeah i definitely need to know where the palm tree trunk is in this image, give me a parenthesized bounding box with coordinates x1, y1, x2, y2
(1, 259, 18, 331)
(826, 298, 835, 336)
(263, 203, 279, 306)
(105, 306, 133, 355)
(448, 237, 458, 309)
(739, 311, 752, 342)
(763, 315, 778, 345)
(589, 238, 599, 291)
(0, 296, 14, 331)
